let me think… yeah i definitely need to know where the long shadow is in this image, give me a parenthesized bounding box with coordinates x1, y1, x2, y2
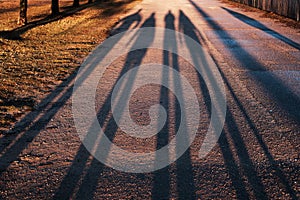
(52, 10, 145, 199)
(226, 109, 268, 199)
(0, 7, 141, 197)
(178, 10, 210, 111)
(222, 66, 299, 200)
(179, 10, 251, 199)
(54, 5, 141, 37)
(0, 6, 142, 165)
(218, 132, 251, 200)
(222, 7, 300, 50)
(180, 8, 269, 199)
(189, 0, 300, 124)
(53, 13, 156, 199)
(187, 1, 298, 199)
(0, 70, 77, 173)
(110, 9, 142, 35)
(152, 11, 197, 199)
(52, 10, 143, 200)
(167, 10, 197, 200)
(75, 13, 156, 199)
(151, 11, 174, 200)
(179, 9, 267, 199)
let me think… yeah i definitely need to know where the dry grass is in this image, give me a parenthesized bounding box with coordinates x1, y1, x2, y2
(0, 0, 141, 133)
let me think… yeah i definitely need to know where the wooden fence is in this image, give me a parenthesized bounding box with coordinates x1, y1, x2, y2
(230, 0, 300, 21)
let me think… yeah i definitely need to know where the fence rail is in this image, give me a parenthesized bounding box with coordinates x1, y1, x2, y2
(230, 0, 300, 21)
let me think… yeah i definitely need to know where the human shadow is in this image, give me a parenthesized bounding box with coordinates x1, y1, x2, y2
(0, 6, 142, 171)
(151, 11, 173, 200)
(179, 10, 252, 199)
(0, 8, 143, 199)
(75, 13, 156, 199)
(180, 8, 270, 199)
(53, 13, 156, 199)
(187, 1, 299, 199)
(222, 7, 300, 50)
(168, 10, 197, 200)
(189, 0, 300, 125)
(152, 11, 197, 200)
(110, 9, 142, 35)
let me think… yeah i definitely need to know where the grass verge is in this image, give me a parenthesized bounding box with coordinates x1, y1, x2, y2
(0, 0, 141, 133)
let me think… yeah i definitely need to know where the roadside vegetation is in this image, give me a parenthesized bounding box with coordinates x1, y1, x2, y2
(0, 0, 140, 133)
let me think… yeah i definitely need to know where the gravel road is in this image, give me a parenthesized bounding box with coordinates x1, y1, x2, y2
(0, 0, 299, 199)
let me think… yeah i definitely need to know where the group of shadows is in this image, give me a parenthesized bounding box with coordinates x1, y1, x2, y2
(0, 0, 299, 199)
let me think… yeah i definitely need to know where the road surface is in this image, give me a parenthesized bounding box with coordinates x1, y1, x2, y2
(0, 0, 299, 199)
